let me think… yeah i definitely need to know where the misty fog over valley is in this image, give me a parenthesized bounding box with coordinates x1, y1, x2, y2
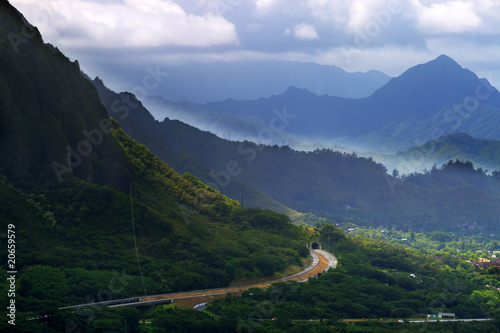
(2, 0, 500, 332)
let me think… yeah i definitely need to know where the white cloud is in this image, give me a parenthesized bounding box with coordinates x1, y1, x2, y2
(151, 49, 313, 65)
(255, 0, 276, 14)
(10, 0, 239, 49)
(9, 0, 500, 93)
(293, 23, 319, 40)
(411, 0, 481, 33)
(306, 0, 349, 26)
(346, 0, 372, 32)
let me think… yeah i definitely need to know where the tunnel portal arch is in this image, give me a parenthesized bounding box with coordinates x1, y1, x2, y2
(310, 242, 322, 250)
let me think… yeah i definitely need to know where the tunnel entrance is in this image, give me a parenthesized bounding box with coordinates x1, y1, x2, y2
(311, 242, 321, 250)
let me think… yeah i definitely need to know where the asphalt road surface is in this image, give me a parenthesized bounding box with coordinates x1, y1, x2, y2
(60, 249, 336, 309)
(141, 249, 334, 304)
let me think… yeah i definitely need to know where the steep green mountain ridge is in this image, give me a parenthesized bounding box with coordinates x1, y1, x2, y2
(0, 3, 310, 331)
(93, 78, 500, 232)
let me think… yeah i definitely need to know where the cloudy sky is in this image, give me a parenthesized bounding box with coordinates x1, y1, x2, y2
(10, 0, 500, 92)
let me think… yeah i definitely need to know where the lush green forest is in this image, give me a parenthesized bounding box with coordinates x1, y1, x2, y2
(93, 80, 500, 234)
(351, 222, 500, 254)
(2, 1, 500, 332)
(0, 3, 310, 331)
(207, 224, 500, 319)
(6, 220, 498, 332)
(0, 126, 311, 331)
(146, 309, 500, 333)
(92, 78, 324, 226)
(130, 224, 500, 332)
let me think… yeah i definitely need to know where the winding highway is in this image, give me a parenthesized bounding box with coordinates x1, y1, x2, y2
(138, 249, 334, 306)
(60, 249, 335, 310)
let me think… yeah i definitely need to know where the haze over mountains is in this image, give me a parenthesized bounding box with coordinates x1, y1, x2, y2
(150, 60, 391, 103)
(93, 77, 500, 233)
(197, 55, 500, 151)
(140, 54, 500, 175)
(3, 1, 500, 330)
(92, 77, 314, 224)
(374, 133, 500, 175)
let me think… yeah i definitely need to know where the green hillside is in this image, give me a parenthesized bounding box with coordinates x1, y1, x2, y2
(91, 79, 500, 232)
(93, 78, 326, 226)
(2, 1, 500, 332)
(145, 225, 500, 332)
(0, 2, 310, 331)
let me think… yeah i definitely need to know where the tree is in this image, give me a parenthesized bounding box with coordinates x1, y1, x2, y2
(391, 307, 413, 318)
(409, 229, 415, 242)
(486, 266, 500, 276)
(429, 231, 452, 243)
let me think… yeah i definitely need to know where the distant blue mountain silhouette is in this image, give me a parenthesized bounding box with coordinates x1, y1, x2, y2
(155, 60, 390, 103)
(201, 55, 500, 150)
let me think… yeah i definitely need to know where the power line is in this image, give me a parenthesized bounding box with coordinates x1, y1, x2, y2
(130, 181, 147, 295)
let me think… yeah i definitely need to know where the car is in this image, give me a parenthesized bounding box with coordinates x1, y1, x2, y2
(397, 319, 404, 323)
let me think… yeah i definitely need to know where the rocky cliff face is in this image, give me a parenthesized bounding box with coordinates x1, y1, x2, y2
(0, 0, 130, 189)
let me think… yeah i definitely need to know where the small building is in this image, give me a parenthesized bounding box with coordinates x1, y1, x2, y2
(427, 313, 455, 320)
(427, 314, 441, 320)
(439, 313, 456, 320)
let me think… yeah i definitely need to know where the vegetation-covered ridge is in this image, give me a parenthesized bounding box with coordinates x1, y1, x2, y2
(171, 224, 500, 332)
(93, 77, 500, 233)
(0, 2, 311, 331)
(2, 1, 500, 332)
(372, 132, 500, 174)
(0, 0, 130, 188)
(93, 77, 328, 226)
(0, 121, 311, 331)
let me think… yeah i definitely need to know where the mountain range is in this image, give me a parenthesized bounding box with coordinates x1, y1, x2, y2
(195, 55, 500, 152)
(92, 77, 321, 225)
(144, 60, 390, 103)
(3, 1, 500, 330)
(122, 53, 500, 177)
(93, 78, 500, 233)
(143, 55, 500, 161)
